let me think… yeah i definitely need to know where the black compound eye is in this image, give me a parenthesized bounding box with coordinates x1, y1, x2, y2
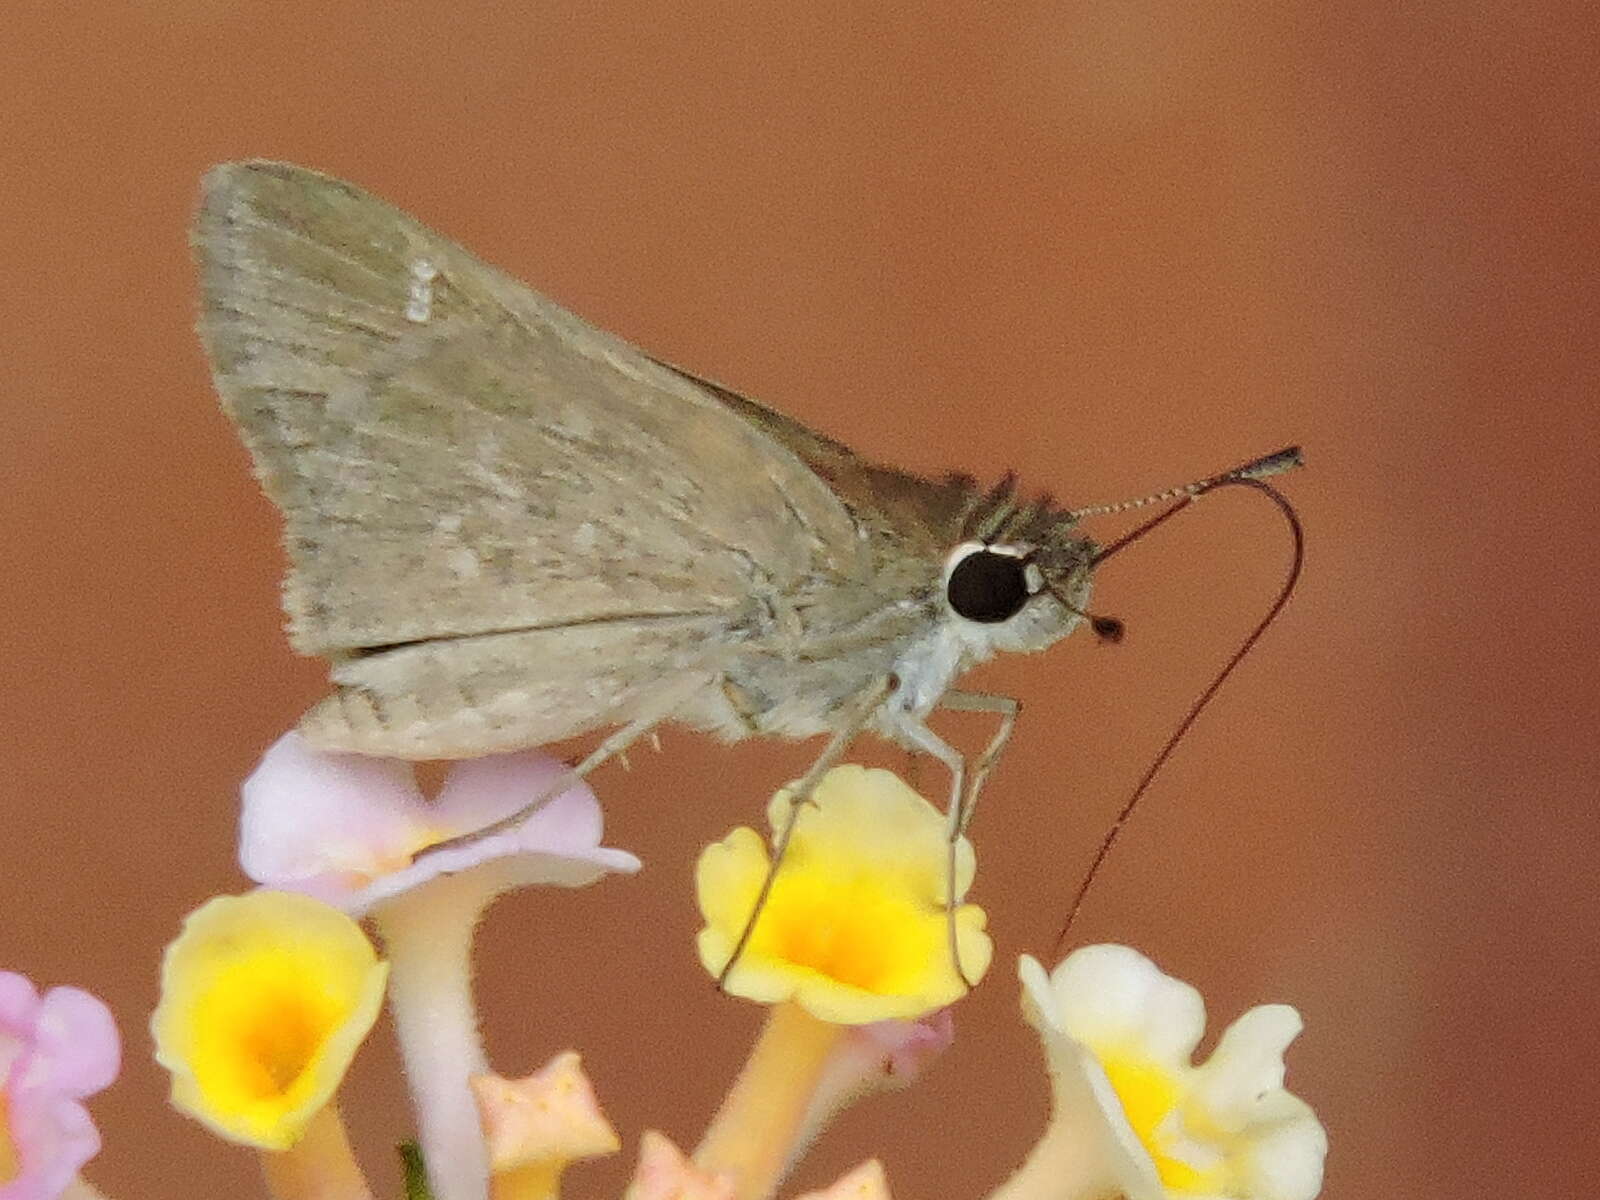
(946, 548, 1032, 623)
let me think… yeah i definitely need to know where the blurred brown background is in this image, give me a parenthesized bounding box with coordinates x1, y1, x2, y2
(3, 3, 1596, 1198)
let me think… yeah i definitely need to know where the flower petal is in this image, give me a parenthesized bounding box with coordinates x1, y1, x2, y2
(17, 987, 121, 1098)
(0, 972, 42, 1082)
(433, 752, 602, 851)
(240, 731, 430, 893)
(1046, 944, 1206, 1068)
(765, 766, 976, 904)
(1191, 1005, 1302, 1127)
(5, 1088, 102, 1198)
(347, 836, 639, 915)
(1235, 1099, 1328, 1200)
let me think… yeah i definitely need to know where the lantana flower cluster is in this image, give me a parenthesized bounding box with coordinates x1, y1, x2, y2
(7, 732, 1326, 1200)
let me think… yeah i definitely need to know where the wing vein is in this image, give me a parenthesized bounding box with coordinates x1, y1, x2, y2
(348, 606, 735, 658)
(216, 208, 404, 293)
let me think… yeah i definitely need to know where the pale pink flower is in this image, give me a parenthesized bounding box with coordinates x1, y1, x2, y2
(0, 973, 119, 1200)
(796, 1011, 955, 1155)
(240, 730, 637, 913)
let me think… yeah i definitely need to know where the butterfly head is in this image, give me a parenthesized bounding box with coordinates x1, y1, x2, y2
(940, 522, 1107, 655)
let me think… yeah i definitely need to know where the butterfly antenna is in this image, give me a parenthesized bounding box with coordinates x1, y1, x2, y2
(1053, 470, 1305, 953)
(1066, 445, 1303, 525)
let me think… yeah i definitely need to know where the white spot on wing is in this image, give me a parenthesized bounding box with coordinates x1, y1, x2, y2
(405, 258, 438, 323)
(445, 547, 481, 579)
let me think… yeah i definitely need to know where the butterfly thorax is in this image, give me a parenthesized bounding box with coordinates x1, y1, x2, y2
(687, 472, 1097, 743)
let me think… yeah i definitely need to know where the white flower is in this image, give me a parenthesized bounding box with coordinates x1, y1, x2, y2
(993, 946, 1326, 1200)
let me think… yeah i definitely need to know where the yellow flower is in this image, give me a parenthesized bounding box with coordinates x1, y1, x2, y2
(696, 764, 991, 1024)
(996, 946, 1326, 1200)
(151, 891, 388, 1150)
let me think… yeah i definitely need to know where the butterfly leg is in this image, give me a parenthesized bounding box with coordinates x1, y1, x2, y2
(935, 690, 1021, 834)
(418, 673, 715, 857)
(892, 692, 1022, 989)
(884, 714, 976, 989)
(717, 675, 894, 989)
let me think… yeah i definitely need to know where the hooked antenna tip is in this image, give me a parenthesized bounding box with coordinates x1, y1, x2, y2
(1230, 446, 1304, 482)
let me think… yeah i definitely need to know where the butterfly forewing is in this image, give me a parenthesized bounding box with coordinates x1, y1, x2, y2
(195, 162, 865, 660)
